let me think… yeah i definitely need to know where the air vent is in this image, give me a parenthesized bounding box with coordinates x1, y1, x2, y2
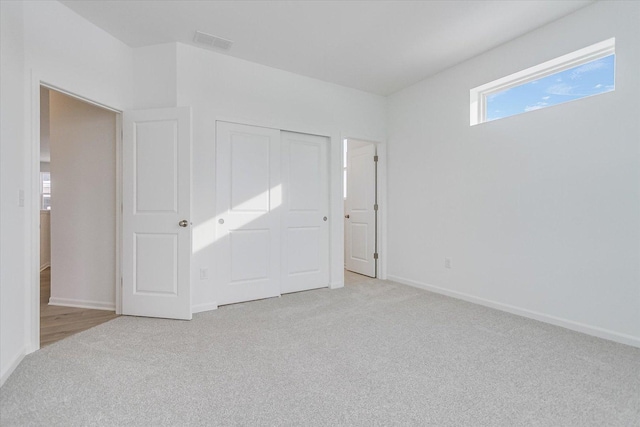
(193, 31, 233, 51)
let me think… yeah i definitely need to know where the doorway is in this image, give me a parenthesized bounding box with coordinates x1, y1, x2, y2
(38, 86, 120, 347)
(344, 138, 378, 278)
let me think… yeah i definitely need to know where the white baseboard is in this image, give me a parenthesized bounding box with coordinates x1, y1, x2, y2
(192, 302, 218, 314)
(387, 274, 640, 349)
(48, 297, 115, 311)
(1, 348, 26, 388)
(39, 263, 50, 272)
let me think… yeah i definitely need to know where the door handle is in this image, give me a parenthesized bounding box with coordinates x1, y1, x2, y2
(179, 220, 189, 227)
(344, 214, 350, 219)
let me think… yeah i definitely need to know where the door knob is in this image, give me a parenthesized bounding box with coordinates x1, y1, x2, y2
(323, 216, 328, 221)
(218, 218, 225, 224)
(179, 220, 189, 227)
(345, 214, 350, 219)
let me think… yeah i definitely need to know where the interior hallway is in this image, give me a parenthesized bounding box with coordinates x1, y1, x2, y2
(40, 268, 118, 347)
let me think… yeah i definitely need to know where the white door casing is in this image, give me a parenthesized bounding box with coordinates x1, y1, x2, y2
(122, 107, 192, 320)
(345, 143, 376, 277)
(215, 122, 282, 305)
(281, 131, 330, 294)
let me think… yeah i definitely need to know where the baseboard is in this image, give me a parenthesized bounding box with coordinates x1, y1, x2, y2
(48, 297, 115, 311)
(387, 274, 640, 349)
(1, 348, 26, 388)
(192, 302, 218, 314)
(39, 263, 50, 272)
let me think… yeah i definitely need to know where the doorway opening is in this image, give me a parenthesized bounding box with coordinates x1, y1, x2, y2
(37, 86, 120, 347)
(343, 138, 378, 281)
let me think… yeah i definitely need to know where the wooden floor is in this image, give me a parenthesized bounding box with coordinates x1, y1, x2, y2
(40, 268, 119, 347)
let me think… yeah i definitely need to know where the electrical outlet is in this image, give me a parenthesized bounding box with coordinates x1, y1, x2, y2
(445, 257, 452, 269)
(199, 268, 209, 280)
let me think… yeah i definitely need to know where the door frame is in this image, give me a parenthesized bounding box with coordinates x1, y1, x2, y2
(28, 73, 123, 353)
(342, 137, 387, 281)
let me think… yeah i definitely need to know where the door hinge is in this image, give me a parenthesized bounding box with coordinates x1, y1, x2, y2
(374, 203, 378, 211)
(373, 253, 379, 260)
(373, 155, 379, 162)
(120, 277, 123, 288)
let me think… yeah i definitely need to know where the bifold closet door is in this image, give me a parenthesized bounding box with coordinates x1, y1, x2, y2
(281, 131, 330, 294)
(215, 122, 281, 306)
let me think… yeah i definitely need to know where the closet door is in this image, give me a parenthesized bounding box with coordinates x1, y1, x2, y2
(215, 122, 281, 305)
(281, 131, 330, 294)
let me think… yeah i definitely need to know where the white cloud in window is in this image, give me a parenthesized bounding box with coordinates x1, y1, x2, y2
(524, 102, 549, 112)
(546, 83, 575, 96)
(570, 59, 607, 80)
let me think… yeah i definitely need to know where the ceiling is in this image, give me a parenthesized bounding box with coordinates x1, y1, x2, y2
(60, 0, 594, 96)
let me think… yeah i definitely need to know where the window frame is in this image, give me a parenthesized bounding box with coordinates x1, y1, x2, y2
(470, 38, 615, 126)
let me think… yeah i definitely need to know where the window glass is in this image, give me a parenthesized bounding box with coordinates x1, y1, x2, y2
(486, 55, 614, 122)
(470, 38, 615, 125)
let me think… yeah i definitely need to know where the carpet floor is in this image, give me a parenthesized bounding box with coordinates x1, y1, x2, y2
(1, 277, 639, 426)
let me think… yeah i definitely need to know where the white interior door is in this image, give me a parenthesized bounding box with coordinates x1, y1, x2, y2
(281, 131, 329, 294)
(215, 122, 281, 305)
(122, 107, 192, 320)
(345, 143, 376, 277)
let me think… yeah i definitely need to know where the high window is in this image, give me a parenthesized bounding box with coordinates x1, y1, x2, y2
(470, 38, 615, 125)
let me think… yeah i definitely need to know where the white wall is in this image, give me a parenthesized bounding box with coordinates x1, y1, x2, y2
(49, 90, 117, 310)
(387, 0, 640, 346)
(24, 1, 133, 111)
(23, 0, 133, 326)
(0, 0, 27, 386)
(1, 0, 134, 383)
(133, 43, 177, 110)
(171, 43, 387, 311)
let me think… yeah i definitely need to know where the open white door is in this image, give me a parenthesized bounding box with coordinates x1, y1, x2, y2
(122, 107, 192, 320)
(345, 143, 376, 277)
(215, 122, 281, 305)
(281, 131, 329, 294)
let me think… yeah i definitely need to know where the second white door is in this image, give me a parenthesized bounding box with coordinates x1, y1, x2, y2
(345, 143, 376, 277)
(215, 122, 329, 305)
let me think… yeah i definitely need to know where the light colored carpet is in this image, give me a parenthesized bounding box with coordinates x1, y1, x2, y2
(1, 277, 639, 426)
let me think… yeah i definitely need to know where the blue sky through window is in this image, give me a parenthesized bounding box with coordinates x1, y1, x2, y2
(486, 54, 614, 122)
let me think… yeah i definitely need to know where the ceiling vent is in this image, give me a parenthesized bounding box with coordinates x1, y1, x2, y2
(193, 31, 233, 51)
